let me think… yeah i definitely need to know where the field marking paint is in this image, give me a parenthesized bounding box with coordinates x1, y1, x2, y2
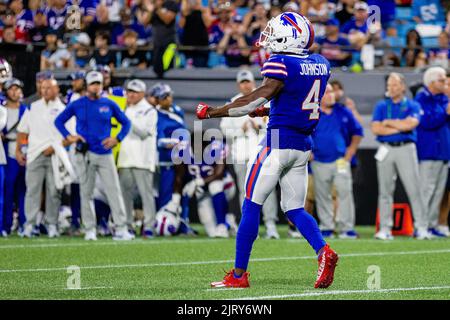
(0, 238, 226, 249)
(0, 237, 446, 250)
(0, 249, 449, 274)
(230, 285, 450, 300)
(64, 286, 113, 291)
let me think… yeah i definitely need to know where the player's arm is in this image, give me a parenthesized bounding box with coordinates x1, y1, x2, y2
(173, 163, 186, 195)
(203, 163, 225, 184)
(197, 77, 284, 119)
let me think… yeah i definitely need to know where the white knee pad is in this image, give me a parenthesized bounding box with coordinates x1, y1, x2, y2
(223, 173, 236, 201)
(197, 198, 217, 237)
(208, 180, 224, 196)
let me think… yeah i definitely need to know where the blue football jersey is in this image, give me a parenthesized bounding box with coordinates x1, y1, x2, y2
(186, 141, 228, 179)
(261, 53, 331, 151)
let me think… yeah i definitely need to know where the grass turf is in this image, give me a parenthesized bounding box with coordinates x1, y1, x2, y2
(0, 226, 449, 300)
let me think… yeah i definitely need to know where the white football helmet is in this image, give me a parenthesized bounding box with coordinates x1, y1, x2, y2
(154, 209, 180, 236)
(258, 12, 315, 55)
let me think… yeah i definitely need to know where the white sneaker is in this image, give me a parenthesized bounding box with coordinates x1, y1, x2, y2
(265, 222, 280, 239)
(288, 228, 303, 239)
(22, 224, 33, 238)
(415, 228, 432, 240)
(84, 229, 98, 241)
(225, 213, 238, 236)
(374, 231, 394, 240)
(214, 224, 229, 238)
(47, 224, 60, 238)
(436, 225, 450, 237)
(112, 229, 135, 241)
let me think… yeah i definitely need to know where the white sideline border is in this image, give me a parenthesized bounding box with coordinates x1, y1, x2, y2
(229, 285, 450, 300)
(0, 249, 449, 274)
(0, 237, 447, 250)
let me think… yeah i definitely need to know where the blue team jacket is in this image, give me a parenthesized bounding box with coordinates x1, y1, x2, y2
(415, 87, 450, 161)
(54, 96, 131, 155)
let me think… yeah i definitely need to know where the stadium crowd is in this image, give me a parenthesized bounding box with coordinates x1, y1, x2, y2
(1, 0, 450, 74)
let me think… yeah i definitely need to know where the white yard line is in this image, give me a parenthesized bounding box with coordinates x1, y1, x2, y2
(0, 238, 226, 249)
(0, 249, 449, 274)
(64, 286, 113, 291)
(0, 237, 446, 250)
(230, 285, 450, 300)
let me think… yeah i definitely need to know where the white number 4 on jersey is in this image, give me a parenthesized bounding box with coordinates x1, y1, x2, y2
(302, 79, 321, 120)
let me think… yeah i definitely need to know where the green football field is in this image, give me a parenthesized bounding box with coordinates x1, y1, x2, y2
(0, 226, 449, 300)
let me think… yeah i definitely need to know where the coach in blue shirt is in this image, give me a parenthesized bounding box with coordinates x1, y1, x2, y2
(415, 67, 450, 237)
(371, 72, 429, 240)
(311, 84, 363, 239)
(55, 71, 133, 241)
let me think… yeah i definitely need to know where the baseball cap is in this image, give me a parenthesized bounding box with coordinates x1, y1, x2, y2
(3, 77, 23, 90)
(94, 64, 111, 75)
(68, 70, 86, 81)
(126, 79, 146, 93)
(236, 69, 254, 83)
(155, 84, 173, 99)
(147, 82, 163, 97)
(355, 1, 369, 11)
(36, 70, 54, 81)
(232, 15, 243, 23)
(282, 1, 299, 12)
(326, 18, 340, 27)
(86, 71, 103, 85)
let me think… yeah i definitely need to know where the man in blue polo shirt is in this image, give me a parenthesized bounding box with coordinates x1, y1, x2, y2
(371, 72, 428, 240)
(415, 67, 450, 238)
(54, 70, 133, 241)
(311, 84, 363, 239)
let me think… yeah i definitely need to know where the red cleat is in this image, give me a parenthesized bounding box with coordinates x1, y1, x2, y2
(210, 269, 250, 288)
(314, 244, 339, 289)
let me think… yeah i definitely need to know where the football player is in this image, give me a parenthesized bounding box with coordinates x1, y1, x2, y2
(197, 12, 339, 289)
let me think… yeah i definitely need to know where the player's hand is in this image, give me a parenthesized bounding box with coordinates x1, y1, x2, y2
(182, 178, 205, 197)
(196, 103, 210, 119)
(249, 106, 268, 118)
(447, 103, 450, 115)
(102, 137, 119, 150)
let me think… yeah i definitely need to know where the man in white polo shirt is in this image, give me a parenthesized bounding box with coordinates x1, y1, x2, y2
(220, 70, 280, 239)
(118, 79, 158, 238)
(16, 79, 68, 238)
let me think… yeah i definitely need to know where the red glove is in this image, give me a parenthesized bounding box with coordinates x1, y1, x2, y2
(196, 103, 210, 119)
(249, 106, 269, 118)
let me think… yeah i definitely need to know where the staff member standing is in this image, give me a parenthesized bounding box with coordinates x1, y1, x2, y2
(371, 72, 428, 240)
(155, 84, 186, 210)
(220, 70, 280, 239)
(415, 67, 450, 238)
(1, 78, 27, 236)
(311, 84, 363, 239)
(16, 79, 67, 238)
(54, 71, 133, 241)
(0, 103, 6, 236)
(118, 79, 158, 238)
